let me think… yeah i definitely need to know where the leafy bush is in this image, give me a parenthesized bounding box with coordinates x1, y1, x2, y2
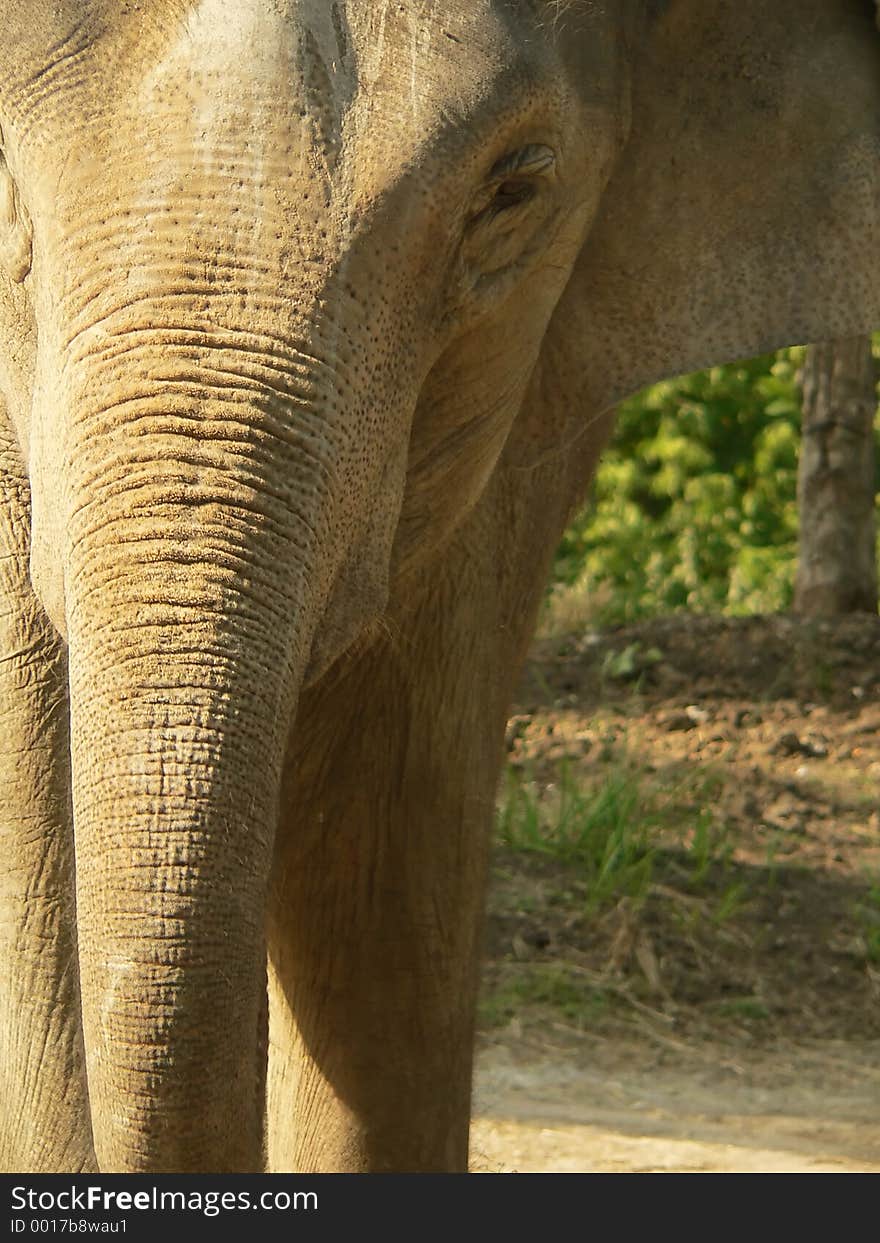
(553, 350, 810, 622)
(550, 332, 880, 628)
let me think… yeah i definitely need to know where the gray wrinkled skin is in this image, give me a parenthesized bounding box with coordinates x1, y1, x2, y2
(0, 1, 877, 1172)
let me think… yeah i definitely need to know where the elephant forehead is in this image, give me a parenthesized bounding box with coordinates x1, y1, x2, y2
(148, 1, 356, 119)
(3, 1, 562, 188)
(141, 0, 555, 168)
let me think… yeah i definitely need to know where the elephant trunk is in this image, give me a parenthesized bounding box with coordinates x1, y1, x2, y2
(63, 341, 332, 1171)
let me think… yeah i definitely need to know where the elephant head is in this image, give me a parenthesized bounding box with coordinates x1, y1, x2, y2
(0, 0, 876, 1171)
(2, 0, 617, 1171)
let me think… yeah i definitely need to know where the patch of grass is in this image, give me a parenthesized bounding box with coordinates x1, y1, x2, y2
(810, 658, 834, 699)
(685, 808, 733, 887)
(497, 759, 741, 920)
(763, 831, 784, 890)
(713, 880, 750, 924)
(537, 576, 610, 640)
(479, 966, 609, 1028)
(853, 881, 880, 964)
(711, 997, 770, 1022)
(496, 764, 656, 914)
(600, 642, 664, 683)
(495, 752, 769, 955)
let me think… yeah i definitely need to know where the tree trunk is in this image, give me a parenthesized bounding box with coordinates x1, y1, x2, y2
(793, 338, 877, 615)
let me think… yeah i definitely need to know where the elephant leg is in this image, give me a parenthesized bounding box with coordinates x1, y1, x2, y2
(265, 351, 615, 1173)
(0, 421, 94, 1172)
(266, 546, 528, 1172)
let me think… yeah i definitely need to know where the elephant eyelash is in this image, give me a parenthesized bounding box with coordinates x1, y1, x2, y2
(469, 179, 537, 228)
(468, 144, 557, 227)
(489, 143, 557, 181)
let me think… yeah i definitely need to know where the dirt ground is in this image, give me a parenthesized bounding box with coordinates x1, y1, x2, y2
(472, 1038, 880, 1172)
(474, 612, 880, 1172)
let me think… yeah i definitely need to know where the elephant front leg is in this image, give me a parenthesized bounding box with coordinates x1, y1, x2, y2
(266, 843, 485, 1174)
(0, 431, 94, 1173)
(266, 595, 505, 1173)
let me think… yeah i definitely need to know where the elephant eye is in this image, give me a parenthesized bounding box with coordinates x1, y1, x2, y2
(470, 144, 557, 226)
(455, 141, 560, 314)
(491, 178, 535, 213)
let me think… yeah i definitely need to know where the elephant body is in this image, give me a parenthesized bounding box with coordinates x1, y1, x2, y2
(0, 0, 878, 1172)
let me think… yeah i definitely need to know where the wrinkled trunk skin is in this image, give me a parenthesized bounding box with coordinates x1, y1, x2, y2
(62, 330, 324, 1171)
(794, 338, 878, 616)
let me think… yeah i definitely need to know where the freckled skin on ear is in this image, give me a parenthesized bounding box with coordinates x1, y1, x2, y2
(0, 0, 877, 1173)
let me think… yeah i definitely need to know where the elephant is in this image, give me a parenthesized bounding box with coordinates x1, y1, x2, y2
(0, 0, 878, 1174)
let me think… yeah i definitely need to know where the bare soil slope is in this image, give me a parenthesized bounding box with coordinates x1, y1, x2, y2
(474, 613, 880, 1172)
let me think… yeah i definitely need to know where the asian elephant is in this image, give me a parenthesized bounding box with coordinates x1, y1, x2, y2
(0, 0, 877, 1174)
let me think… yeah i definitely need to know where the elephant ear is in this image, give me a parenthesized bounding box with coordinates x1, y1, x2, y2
(0, 148, 32, 284)
(543, 0, 880, 422)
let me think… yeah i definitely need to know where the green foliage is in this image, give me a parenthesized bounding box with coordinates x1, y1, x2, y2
(497, 764, 655, 913)
(600, 642, 663, 682)
(685, 809, 732, 888)
(479, 966, 608, 1028)
(497, 760, 734, 917)
(853, 881, 880, 964)
(711, 997, 770, 1022)
(552, 345, 880, 623)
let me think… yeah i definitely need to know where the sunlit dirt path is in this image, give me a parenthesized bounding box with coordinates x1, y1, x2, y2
(470, 1040, 880, 1172)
